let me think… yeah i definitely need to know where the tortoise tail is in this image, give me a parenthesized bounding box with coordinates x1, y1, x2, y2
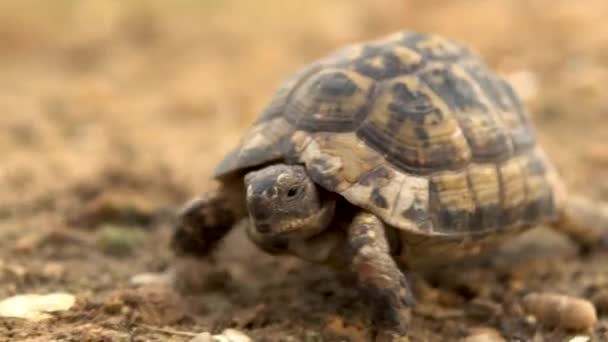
(553, 195, 608, 250)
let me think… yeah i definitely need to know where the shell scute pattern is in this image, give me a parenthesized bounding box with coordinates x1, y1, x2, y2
(467, 164, 502, 231)
(462, 60, 536, 152)
(284, 69, 375, 132)
(418, 64, 513, 163)
(400, 32, 473, 61)
(214, 117, 293, 177)
(349, 43, 426, 80)
(357, 75, 471, 173)
(326, 33, 427, 80)
(429, 171, 476, 233)
(215, 31, 560, 237)
(497, 156, 528, 228)
(521, 150, 557, 223)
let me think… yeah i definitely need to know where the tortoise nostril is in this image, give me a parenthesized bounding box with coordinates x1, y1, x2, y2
(256, 223, 271, 234)
(249, 198, 272, 221)
(265, 187, 277, 197)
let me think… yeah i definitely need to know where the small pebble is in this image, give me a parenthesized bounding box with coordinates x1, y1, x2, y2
(0, 293, 75, 321)
(523, 292, 597, 331)
(41, 262, 65, 280)
(462, 326, 505, 342)
(467, 298, 503, 319)
(130, 271, 172, 286)
(569, 336, 590, 342)
(189, 332, 212, 342)
(221, 329, 252, 342)
(189, 329, 252, 342)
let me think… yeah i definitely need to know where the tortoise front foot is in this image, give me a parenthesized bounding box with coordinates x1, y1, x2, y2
(347, 212, 415, 341)
(171, 183, 245, 258)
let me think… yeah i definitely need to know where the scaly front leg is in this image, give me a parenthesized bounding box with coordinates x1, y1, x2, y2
(171, 180, 246, 257)
(347, 211, 414, 342)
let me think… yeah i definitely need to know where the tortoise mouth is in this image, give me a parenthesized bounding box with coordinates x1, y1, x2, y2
(249, 196, 336, 238)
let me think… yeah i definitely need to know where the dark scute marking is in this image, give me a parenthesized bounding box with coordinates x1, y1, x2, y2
(286, 70, 372, 133)
(360, 44, 384, 59)
(420, 66, 487, 113)
(356, 126, 408, 171)
(315, 72, 359, 98)
(358, 166, 391, 186)
(371, 188, 389, 209)
(469, 131, 512, 162)
(401, 203, 432, 231)
(523, 191, 555, 224)
(307, 158, 340, 190)
(295, 116, 364, 133)
(352, 49, 425, 80)
(469, 204, 501, 231)
(421, 66, 514, 161)
(437, 208, 470, 232)
(465, 63, 511, 112)
(500, 204, 525, 228)
(428, 179, 471, 232)
(390, 83, 442, 125)
(354, 62, 387, 80)
(358, 75, 469, 173)
(357, 124, 460, 173)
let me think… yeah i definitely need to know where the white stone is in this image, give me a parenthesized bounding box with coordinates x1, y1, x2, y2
(0, 293, 75, 321)
(221, 329, 252, 342)
(569, 336, 590, 342)
(130, 271, 172, 286)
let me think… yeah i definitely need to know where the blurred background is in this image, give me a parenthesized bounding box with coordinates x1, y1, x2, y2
(0, 1, 607, 340)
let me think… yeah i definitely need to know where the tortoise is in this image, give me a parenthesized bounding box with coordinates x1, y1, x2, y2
(171, 31, 608, 340)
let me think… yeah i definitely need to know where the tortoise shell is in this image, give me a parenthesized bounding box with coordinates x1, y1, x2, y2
(214, 31, 564, 237)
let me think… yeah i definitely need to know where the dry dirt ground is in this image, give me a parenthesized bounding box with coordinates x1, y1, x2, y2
(1, 1, 607, 341)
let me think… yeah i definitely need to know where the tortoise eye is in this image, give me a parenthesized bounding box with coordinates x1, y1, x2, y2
(286, 187, 299, 198)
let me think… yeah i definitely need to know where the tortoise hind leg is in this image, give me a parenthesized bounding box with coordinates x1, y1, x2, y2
(552, 195, 608, 252)
(346, 211, 414, 341)
(171, 179, 246, 257)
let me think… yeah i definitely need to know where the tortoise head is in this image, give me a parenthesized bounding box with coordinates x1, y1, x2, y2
(244, 164, 336, 239)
